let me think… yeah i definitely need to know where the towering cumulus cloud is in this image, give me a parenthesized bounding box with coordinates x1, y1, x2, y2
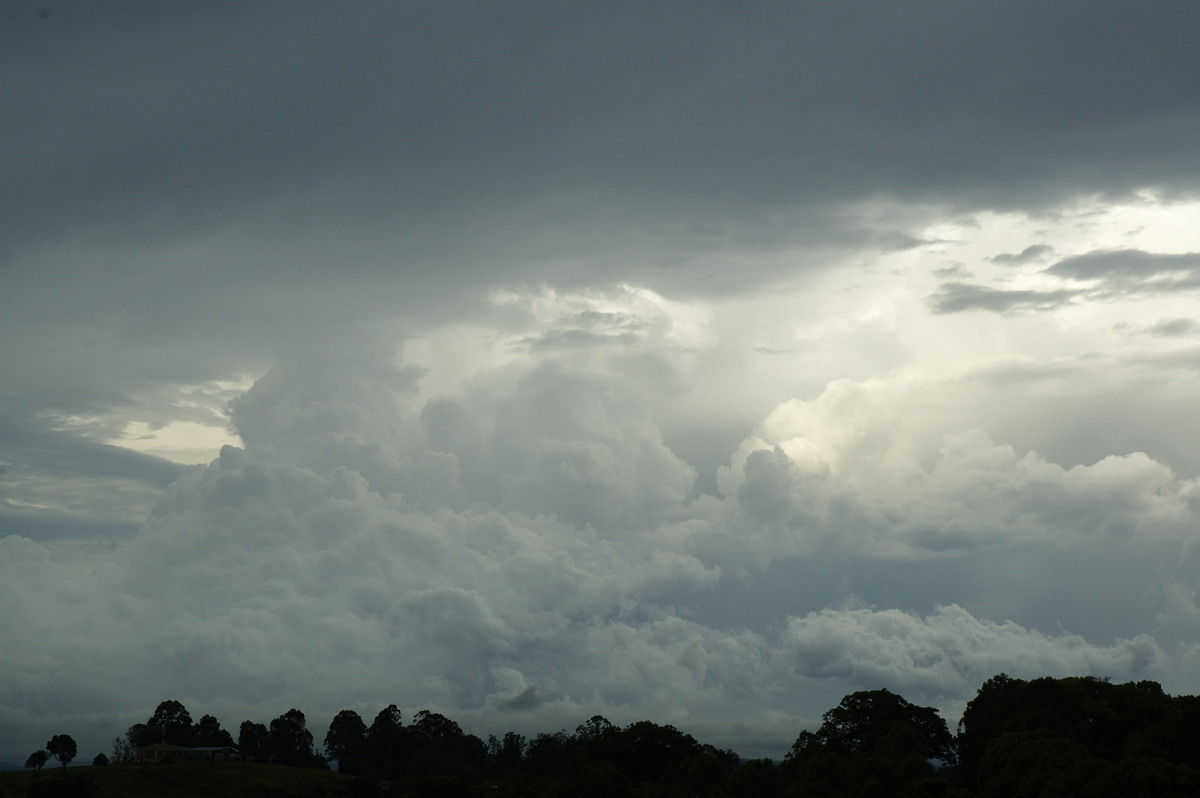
(6, 340, 1193, 759)
(4, 0, 1200, 764)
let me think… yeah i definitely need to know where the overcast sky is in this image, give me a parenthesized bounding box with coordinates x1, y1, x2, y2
(4, 0, 1200, 763)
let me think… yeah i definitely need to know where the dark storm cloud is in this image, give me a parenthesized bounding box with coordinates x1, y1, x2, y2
(0, 413, 187, 540)
(0, 414, 185, 484)
(929, 249, 1200, 314)
(5, 0, 1200, 277)
(927, 282, 1078, 314)
(1046, 250, 1200, 294)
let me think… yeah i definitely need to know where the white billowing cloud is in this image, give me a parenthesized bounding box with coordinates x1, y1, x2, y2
(720, 370, 1200, 577)
(5, 335, 1200, 759)
(779, 604, 1163, 701)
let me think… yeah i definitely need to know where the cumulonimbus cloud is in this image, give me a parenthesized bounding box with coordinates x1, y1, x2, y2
(4, 344, 1198, 759)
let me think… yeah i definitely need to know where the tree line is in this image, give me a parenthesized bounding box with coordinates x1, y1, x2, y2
(21, 674, 1200, 796)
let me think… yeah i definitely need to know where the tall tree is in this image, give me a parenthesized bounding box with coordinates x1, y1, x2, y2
(789, 688, 955, 764)
(365, 704, 408, 767)
(783, 689, 954, 795)
(125, 722, 161, 749)
(239, 720, 268, 762)
(606, 721, 704, 784)
(575, 715, 616, 743)
(266, 708, 319, 767)
(409, 709, 486, 768)
(409, 710, 464, 747)
(46, 734, 78, 770)
(147, 700, 194, 745)
(194, 714, 235, 747)
(491, 731, 526, 770)
(324, 709, 367, 774)
(523, 731, 573, 776)
(111, 735, 134, 763)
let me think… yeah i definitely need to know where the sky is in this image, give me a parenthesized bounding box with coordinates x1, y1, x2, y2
(3, 0, 1200, 764)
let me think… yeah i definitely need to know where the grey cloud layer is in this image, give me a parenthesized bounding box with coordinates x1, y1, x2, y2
(6, 1, 1200, 264)
(1047, 250, 1200, 294)
(6, 1, 1199, 510)
(928, 282, 1079, 314)
(930, 249, 1200, 314)
(4, 348, 1198, 759)
(5, 0, 1200, 766)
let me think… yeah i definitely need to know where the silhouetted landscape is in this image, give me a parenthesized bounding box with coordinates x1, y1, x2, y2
(5, 674, 1199, 797)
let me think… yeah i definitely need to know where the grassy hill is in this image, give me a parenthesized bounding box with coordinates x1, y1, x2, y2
(0, 761, 348, 798)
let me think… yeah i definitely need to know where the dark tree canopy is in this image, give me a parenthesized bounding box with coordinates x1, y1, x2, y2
(409, 709, 464, 747)
(782, 689, 956, 797)
(605, 721, 707, 784)
(487, 730, 526, 770)
(575, 715, 616, 743)
(266, 708, 321, 767)
(34, 681, 1200, 795)
(147, 700, 194, 746)
(956, 674, 1200, 795)
(46, 734, 77, 770)
(324, 709, 367, 774)
(365, 703, 407, 762)
(24, 749, 49, 770)
(788, 688, 955, 764)
(524, 730, 572, 776)
(125, 722, 160, 749)
(239, 720, 268, 762)
(369, 704, 403, 735)
(193, 713, 235, 747)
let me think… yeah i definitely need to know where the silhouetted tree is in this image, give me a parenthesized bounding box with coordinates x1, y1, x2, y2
(325, 709, 367, 774)
(726, 758, 783, 797)
(783, 689, 954, 796)
(487, 731, 526, 771)
(607, 721, 706, 784)
(523, 730, 572, 776)
(91, 753, 109, 766)
(365, 704, 408, 771)
(956, 673, 1200, 795)
(147, 700, 194, 745)
(266, 708, 320, 767)
(569, 716, 616, 772)
(574, 715, 616, 743)
(193, 713, 235, 747)
(792, 689, 955, 764)
(45, 735, 77, 770)
(956, 672, 1027, 784)
(409, 710, 463, 747)
(111, 735, 134, 763)
(125, 722, 160, 749)
(239, 720, 268, 762)
(24, 749, 48, 771)
(407, 710, 486, 772)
